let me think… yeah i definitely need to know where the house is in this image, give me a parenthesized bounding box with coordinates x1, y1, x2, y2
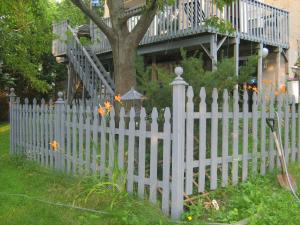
(52, 0, 290, 103)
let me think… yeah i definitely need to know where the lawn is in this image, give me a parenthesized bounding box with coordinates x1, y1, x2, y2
(0, 123, 172, 225)
(2, 122, 300, 225)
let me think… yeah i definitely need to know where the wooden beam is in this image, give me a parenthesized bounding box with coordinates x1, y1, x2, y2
(199, 43, 212, 60)
(217, 36, 227, 51)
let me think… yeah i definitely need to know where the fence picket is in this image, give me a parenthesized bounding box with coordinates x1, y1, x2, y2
(284, 95, 290, 165)
(78, 105, 84, 173)
(40, 99, 45, 166)
(291, 97, 296, 162)
(260, 93, 267, 175)
(16, 98, 20, 154)
(269, 93, 275, 171)
(72, 104, 78, 174)
(118, 108, 125, 169)
(29, 101, 33, 160)
(162, 107, 171, 215)
(222, 90, 229, 187)
(32, 99, 37, 161)
(298, 101, 300, 163)
(92, 107, 99, 173)
(242, 90, 249, 181)
(211, 88, 218, 190)
(198, 88, 207, 192)
(232, 89, 239, 185)
(100, 115, 106, 176)
(277, 95, 283, 168)
(25, 98, 29, 158)
(150, 108, 158, 204)
(86, 106, 92, 172)
(49, 100, 54, 169)
(127, 108, 136, 193)
(108, 108, 115, 173)
(44, 104, 49, 167)
(66, 105, 71, 173)
(138, 108, 146, 198)
(60, 102, 66, 171)
(186, 86, 194, 194)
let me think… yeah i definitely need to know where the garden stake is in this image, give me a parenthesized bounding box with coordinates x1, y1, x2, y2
(266, 118, 297, 192)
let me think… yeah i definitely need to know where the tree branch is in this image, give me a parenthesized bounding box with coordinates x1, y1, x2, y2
(70, 0, 114, 41)
(129, 0, 158, 45)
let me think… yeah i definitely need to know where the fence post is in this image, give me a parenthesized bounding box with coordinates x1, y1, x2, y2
(9, 88, 16, 155)
(54, 91, 65, 171)
(171, 67, 187, 219)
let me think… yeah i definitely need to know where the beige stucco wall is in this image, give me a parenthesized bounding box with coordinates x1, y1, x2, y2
(261, 0, 300, 77)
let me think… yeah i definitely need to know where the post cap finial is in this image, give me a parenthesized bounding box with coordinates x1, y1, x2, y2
(175, 66, 183, 78)
(57, 91, 63, 98)
(9, 88, 16, 97)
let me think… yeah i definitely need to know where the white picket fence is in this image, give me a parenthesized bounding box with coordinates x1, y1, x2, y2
(9, 71, 300, 219)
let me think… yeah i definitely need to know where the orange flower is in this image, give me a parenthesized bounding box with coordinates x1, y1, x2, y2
(104, 101, 112, 111)
(274, 90, 279, 96)
(98, 106, 106, 117)
(252, 87, 258, 93)
(114, 94, 122, 103)
(50, 140, 59, 151)
(279, 84, 286, 93)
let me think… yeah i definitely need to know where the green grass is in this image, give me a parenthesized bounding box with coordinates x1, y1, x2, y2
(0, 123, 171, 225)
(183, 165, 300, 225)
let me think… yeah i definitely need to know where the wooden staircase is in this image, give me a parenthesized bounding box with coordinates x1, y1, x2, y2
(52, 21, 115, 103)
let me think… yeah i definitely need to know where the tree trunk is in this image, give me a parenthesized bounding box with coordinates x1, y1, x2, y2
(112, 39, 137, 95)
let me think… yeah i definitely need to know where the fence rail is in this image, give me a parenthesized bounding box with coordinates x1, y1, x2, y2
(9, 71, 300, 219)
(91, 0, 289, 54)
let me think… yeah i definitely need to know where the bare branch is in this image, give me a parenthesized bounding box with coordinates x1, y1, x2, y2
(70, 0, 114, 41)
(129, 1, 158, 45)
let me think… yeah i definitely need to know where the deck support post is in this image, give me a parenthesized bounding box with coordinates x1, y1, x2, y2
(276, 47, 282, 88)
(258, 43, 263, 91)
(210, 34, 218, 71)
(234, 36, 240, 78)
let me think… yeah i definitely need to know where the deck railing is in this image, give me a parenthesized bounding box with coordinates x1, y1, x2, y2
(91, 0, 289, 54)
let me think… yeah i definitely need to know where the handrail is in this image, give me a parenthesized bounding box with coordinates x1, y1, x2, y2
(67, 25, 115, 95)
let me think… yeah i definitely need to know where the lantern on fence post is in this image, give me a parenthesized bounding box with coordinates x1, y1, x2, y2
(121, 87, 145, 116)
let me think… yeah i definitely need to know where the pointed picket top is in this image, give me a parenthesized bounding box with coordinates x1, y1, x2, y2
(140, 107, 146, 120)
(67, 105, 71, 113)
(243, 89, 249, 102)
(72, 104, 77, 114)
(86, 105, 91, 116)
(200, 87, 206, 100)
(49, 99, 53, 106)
(164, 107, 171, 121)
(187, 86, 194, 102)
(25, 98, 29, 105)
(110, 107, 115, 118)
(253, 91, 258, 104)
(33, 98, 37, 105)
(151, 107, 158, 120)
(291, 95, 296, 105)
(223, 89, 228, 101)
(93, 106, 98, 118)
(120, 107, 125, 118)
(16, 97, 20, 104)
(41, 98, 45, 105)
(212, 88, 218, 100)
(129, 107, 135, 119)
(233, 88, 239, 101)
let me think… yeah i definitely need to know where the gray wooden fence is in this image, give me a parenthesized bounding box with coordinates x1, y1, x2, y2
(9, 69, 300, 219)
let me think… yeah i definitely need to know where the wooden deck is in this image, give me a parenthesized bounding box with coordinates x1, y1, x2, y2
(91, 0, 289, 54)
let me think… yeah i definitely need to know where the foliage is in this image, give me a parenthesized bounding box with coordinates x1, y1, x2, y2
(49, 0, 89, 26)
(181, 169, 300, 224)
(0, 123, 172, 225)
(204, 16, 235, 34)
(137, 49, 258, 110)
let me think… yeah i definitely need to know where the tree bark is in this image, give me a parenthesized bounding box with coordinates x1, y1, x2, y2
(112, 38, 137, 95)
